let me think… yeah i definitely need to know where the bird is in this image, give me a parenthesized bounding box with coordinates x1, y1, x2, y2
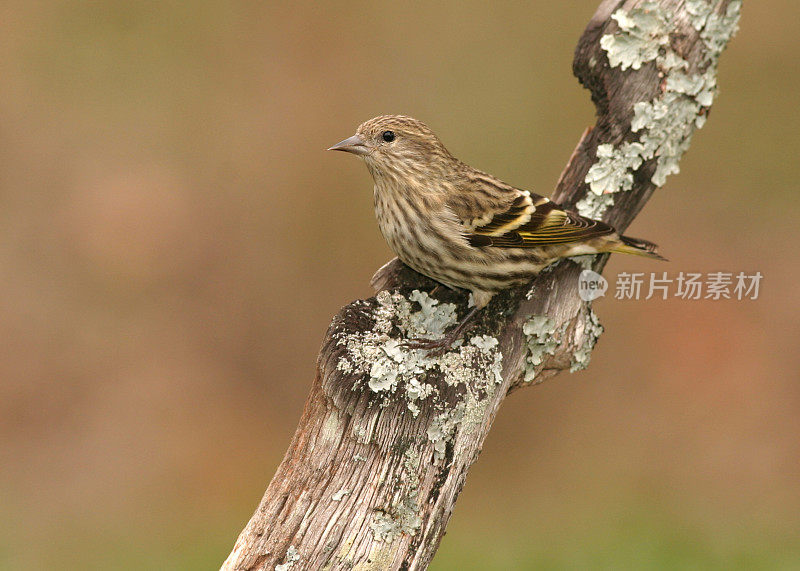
(329, 115, 664, 352)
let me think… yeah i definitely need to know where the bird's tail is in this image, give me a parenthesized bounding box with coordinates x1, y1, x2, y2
(609, 235, 667, 261)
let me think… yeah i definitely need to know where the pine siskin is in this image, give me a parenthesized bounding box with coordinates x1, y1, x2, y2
(329, 115, 664, 351)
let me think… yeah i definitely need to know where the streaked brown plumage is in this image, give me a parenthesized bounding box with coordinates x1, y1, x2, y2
(329, 115, 663, 350)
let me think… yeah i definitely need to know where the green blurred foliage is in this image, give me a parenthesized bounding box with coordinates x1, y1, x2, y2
(0, 1, 798, 569)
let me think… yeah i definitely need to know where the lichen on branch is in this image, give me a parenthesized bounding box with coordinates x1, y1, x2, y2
(577, 0, 741, 218)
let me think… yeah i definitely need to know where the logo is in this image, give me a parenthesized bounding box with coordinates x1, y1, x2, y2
(578, 270, 608, 301)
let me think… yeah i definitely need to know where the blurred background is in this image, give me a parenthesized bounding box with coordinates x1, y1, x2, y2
(1, 1, 797, 569)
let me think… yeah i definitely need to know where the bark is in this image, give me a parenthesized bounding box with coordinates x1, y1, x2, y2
(222, 1, 740, 569)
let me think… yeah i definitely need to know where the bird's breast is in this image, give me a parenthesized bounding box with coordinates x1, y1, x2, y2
(373, 184, 460, 257)
(372, 182, 547, 294)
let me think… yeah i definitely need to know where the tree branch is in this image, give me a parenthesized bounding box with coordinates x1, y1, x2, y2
(222, 1, 740, 569)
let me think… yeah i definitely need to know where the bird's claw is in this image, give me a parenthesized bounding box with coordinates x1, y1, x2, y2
(400, 337, 452, 357)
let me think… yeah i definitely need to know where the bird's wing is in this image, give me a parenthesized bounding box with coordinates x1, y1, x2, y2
(455, 188, 615, 249)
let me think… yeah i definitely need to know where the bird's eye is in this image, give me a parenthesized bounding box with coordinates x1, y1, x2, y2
(381, 130, 395, 142)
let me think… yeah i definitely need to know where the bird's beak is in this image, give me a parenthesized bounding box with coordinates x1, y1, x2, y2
(327, 134, 370, 156)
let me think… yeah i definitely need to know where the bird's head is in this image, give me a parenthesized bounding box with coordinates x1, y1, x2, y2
(328, 115, 454, 181)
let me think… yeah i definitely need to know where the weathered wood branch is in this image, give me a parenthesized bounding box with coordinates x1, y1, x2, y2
(223, 1, 740, 569)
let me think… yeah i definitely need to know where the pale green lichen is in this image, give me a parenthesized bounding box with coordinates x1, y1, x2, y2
(659, 50, 689, 72)
(422, 336, 504, 455)
(337, 290, 502, 418)
(570, 306, 604, 372)
(582, 0, 741, 218)
(335, 289, 503, 495)
(427, 403, 466, 459)
(631, 92, 706, 186)
(470, 334, 498, 353)
(365, 448, 423, 544)
(686, 0, 714, 30)
(585, 143, 646, 195)
(600, 2, 670, 71)
(370, 505, 421, 543)
(579, 142, 646, 218)
(403, 446, 420, 475)
(275, 546, 300, 571)
(701, 1, 742, 58)
(332, 488, 351, 501)
(405, 376, 434, 417)
(406, 289, 458, 338)
(369, 512, 402, 543)
(522, 316, 559, 382)
(575, 192, 616, 220)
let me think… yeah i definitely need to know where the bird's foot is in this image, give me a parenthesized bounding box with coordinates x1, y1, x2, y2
(400, 304, 482, 357)
(400, 335, 455, 358)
